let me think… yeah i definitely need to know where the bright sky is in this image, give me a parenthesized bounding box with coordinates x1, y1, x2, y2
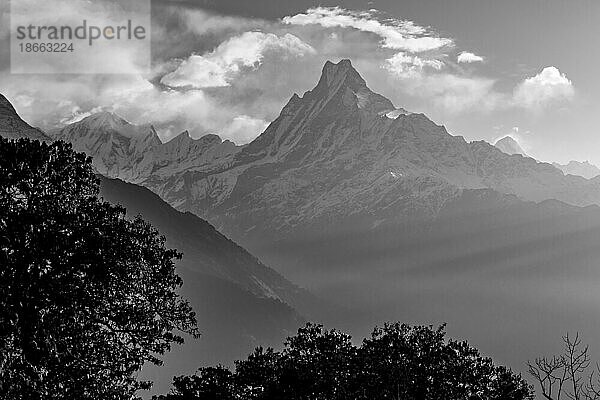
(1, 0, 598, 165)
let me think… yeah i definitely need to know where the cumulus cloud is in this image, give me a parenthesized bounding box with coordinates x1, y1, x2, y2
(161, 31, 315, 88)
(385, 52, 444, 78)
(513, 66, 574, 109)
(457, 51, 484, 64)
(283, 7, 453, 53)
(220, 115, 269, 144)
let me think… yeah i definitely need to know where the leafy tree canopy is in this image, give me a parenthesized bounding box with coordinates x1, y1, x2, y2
(157, 322, 533, 400)
(0, 138, 198, 400)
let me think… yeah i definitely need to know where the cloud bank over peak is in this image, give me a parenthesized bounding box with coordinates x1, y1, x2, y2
(161, 31, 315, 89)
(0, 3, 578, 148)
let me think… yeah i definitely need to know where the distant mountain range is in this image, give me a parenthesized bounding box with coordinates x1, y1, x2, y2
(48, 112, 238, 185)
(49, 60, 600, 245)
(493, 135, 600, 180)
(553, 160, 600, 179)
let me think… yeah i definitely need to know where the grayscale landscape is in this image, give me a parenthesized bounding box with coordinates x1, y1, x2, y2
(2, 1, 600, 399)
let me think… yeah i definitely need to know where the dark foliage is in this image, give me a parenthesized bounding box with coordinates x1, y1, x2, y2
(0, 138, 198, 400)
(157, 322, 534, 400)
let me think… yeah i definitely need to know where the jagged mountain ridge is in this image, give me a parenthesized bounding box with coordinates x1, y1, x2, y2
(138, 60, 600, 241)
(553, 160, 600, 179)
(50, 113, 239, 184)
(19, 60, 600, 242)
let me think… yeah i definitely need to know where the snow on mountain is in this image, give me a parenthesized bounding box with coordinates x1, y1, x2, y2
(494, 136, 527, 156)
(385, 108, 411, 119)
(153, 132, 238, 178)
(51, 113, 240, 183)
(50, 112, 161, 181)
(149, 59, 600, 240)
(553, 160, 600, 179)
(29, 60, 600, 243)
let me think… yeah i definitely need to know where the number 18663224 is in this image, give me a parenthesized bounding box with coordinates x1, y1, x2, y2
(19, 43, 74, 53)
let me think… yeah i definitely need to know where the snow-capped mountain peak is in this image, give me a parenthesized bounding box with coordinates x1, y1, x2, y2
(314, 59, 395, 115)
(494, 136, 527, 156)
(51, 111, 240, 183)
(15, 60, 600, 242)
(76, 111, 158, 140)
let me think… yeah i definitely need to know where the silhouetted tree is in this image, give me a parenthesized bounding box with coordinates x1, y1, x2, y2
(234, 347, 280, 399)
(358, 323, 533, 400)
(155, 366, 238, 400)
(529, 333, 600, 400)
(157, 322, 533, 400)
(276, 323, 356, 400)
(0, 138, 198, 400)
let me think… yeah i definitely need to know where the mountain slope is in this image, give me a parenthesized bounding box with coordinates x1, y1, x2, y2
(99, 176, 307, 395)
(0, 94, 50, 141)
(99, 176, 309, 307)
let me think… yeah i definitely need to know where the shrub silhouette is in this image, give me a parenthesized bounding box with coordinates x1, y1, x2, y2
(157, 322, 533, 400)
(0, 138, 198, 400)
